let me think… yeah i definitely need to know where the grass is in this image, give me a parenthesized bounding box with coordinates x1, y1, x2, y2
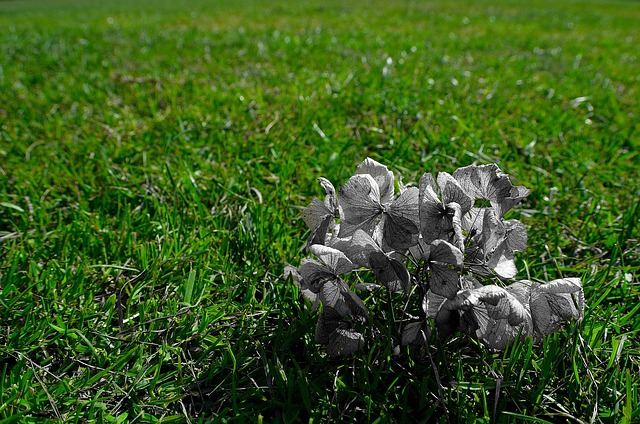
(0, 0, 638, 421)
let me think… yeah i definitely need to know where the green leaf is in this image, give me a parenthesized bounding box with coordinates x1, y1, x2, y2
(184, 268, 196, 305)
(0, 202, 24, 213)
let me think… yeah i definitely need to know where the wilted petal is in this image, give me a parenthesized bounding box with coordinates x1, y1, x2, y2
(299, 258, 334, 290)
(357, 158, 395, 206)
(481, 209, 526, 278)
(462, 207, 486, 236)
(447, 202, 465, 251)
(482, 208, 505, 257)
(430, 239, 463, 266)
(430, 265, 459, 300)
(419, 172, 437, 194)
(452, 285, 533, 350)
(343, 289, 370, 320)
(453, 164, 513, 207)
(320, 278, 353, 316)
(317, 177, 339, 215)
(338, 174, 383, 237)
(302, 198, 335, 247)
(402, 321, 430, 346)
(438, 172, 473, 215)
(373, 254, 411, 292)
(420, 194, 448, 244)
(475, 311, 532, 351)
(486, 292, 529, 326)
(327, 328, 365, 357)
(530, 278, 584, 337)
(505, 280, 533, 307)
(315, 306, 343, 344)
(425, 289, 447, 317)
(384, 186, 420, 251)
(503, 219, 528, 252)
(347, 230, 410, 292)
(459, 285, 508, 307)
(342, 229, 379, 267)
(309, 244, 356, 276)
(491, 251, 517, 279)
(434, 298, 460, 338)
(428, 240, 463, 299)
(284, 264, 319, 306)
(496, 185, 530, 217)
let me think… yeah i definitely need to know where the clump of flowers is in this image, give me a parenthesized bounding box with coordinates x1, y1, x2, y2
(286, 158, 584, 356)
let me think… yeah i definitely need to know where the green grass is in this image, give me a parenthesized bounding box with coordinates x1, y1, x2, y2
(1, 0, 638, 421)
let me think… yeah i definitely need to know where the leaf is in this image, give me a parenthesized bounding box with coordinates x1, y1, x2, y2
(383, 186, 420, 251)
(338, 174, 383, 237)
(530, 278, 584, 337)
(356, 157, 395, 206)
(0, 202, 24, 213)
(184, 268, 196, 305)
(402, 322, 430, 346)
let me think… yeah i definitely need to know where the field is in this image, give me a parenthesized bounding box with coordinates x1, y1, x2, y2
(1, 0, 639, 422)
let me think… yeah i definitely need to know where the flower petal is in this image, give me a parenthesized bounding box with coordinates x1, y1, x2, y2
(384, 186, 420, 250)
(356, 157, 395, 206)
(309, 244, 356, 276)
(530, 278, 584, 337)
(438, 172, 473, 215)
(338, 174, 383, 237)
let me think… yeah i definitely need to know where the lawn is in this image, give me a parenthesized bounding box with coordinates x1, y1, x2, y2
(0, 0, 638, 422)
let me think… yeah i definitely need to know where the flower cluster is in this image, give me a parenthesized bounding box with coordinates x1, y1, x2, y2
(286, 158, 584, 356)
